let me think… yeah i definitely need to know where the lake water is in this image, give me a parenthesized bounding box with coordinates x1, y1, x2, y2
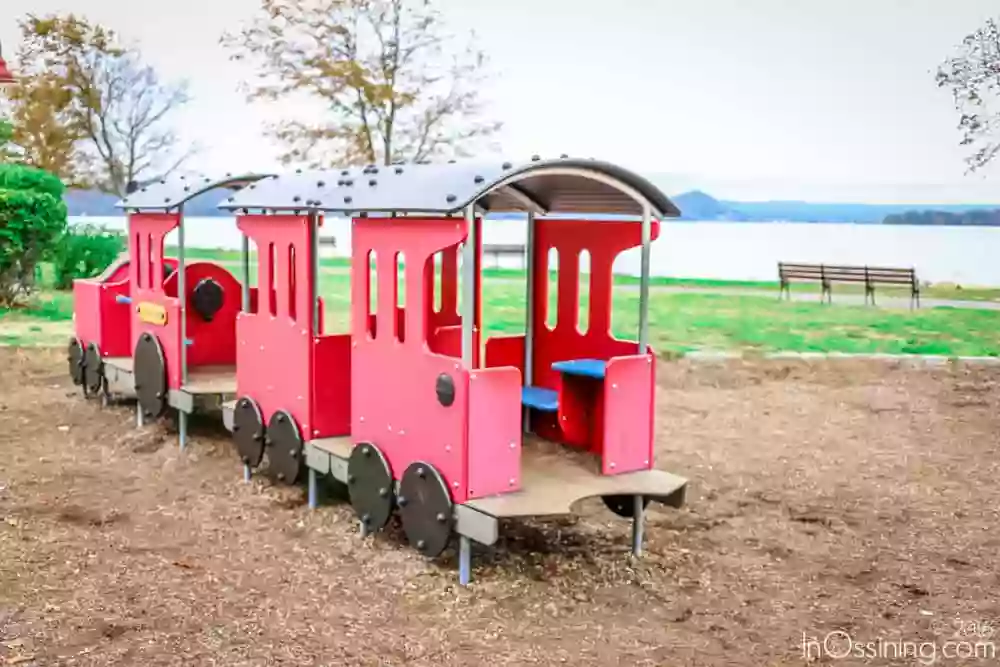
(70, 216, 1000, 287)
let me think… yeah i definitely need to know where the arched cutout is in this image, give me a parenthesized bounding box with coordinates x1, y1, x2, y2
(367, 249, 377, 338)
(246, 237, 259, 314)
(546, 247, 559, 330)
(288, 244, 297, 321)
(432, 251, 443, 313)
(456, 241, 465, 315)
(268, 242, 277, 316)
(146, 233, 153, 289)
(578, 249, 590, 335)
(134, 232, 142, 289)
(395, 251, 406, 343)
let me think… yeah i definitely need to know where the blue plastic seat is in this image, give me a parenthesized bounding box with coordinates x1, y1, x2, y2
(521, 386, 559, 412)
(551, 358, 607, 379)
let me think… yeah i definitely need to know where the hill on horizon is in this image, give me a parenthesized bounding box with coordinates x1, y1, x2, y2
(63, 188, 1000, 226)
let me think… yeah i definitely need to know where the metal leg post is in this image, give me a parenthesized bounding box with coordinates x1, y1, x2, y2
(631, 495, 645, 557)
(137, 407, 144, 428)
(243, 463, 251, 483)
(459, 535, 472, 586)
(360, 521, 370, 538)
(178, 411, 188, 451)
(308, 467, 318, 509)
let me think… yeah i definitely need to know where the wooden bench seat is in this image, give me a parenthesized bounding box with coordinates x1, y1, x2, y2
(778, 262, 920, 308)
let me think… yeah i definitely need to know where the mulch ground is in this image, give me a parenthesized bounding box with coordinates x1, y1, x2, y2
(1, 347, 998, 666)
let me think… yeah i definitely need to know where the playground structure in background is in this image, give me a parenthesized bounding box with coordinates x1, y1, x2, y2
(67, 157, 689, 585)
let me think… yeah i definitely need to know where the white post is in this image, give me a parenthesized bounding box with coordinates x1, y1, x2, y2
(461, 205, 477, 367)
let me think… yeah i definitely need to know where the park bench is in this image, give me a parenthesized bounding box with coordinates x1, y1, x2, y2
(777, 262, 920, 308)
(483, 243, 526, 269)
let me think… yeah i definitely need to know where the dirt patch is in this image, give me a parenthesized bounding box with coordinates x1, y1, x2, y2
(1, 348, 998, 665)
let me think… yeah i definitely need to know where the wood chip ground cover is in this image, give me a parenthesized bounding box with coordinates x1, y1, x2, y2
(0, 348, 997, 665)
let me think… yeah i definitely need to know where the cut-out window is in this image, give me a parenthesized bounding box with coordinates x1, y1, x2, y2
(456, 242, 465, 315)
(246, 237, 258, 314)
(432, 251, 443, 313)
(367, 249, 377, 338)
(546, 247, 559, 330)
(268, 243, 277, 316)
(578, 249, 590, 334)
(146, 234, 154, 290)
(395, 251, 405, 343)
(288, 244, 297, 321)
(135, 233, 142, 289)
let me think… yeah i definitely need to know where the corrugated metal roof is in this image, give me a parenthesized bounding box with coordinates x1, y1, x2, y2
(217, 157, 679, 218)
(115, 172, 276, 211)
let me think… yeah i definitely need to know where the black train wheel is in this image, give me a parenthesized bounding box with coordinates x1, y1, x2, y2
(68, 337, 85, 386)
(347, 442, 395, 532)
(83, 342, 105, 396)
(602, 495, 650, 518)
(266, 410, 303, 484)
(398, 461, 454, 558)
(133, 333, 167, 419)
(232, 397, 266, 468)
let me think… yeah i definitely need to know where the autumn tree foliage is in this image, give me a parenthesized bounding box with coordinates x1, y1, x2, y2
(9, 14, 193, 195)
(224, 0, 502, 167)
(937, 17, 1000, 172)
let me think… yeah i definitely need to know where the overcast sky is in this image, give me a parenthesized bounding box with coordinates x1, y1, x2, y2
(4, 0, 999, 202)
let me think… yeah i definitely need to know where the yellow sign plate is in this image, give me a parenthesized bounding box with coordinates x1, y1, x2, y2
(137, 302, 168, 326)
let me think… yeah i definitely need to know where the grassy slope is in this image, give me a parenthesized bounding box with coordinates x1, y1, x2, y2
(3, 252, 999, 355)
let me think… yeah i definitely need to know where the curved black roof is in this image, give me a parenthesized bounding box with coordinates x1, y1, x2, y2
(115, 172, 275, 211)
(218, 157, 680, 218)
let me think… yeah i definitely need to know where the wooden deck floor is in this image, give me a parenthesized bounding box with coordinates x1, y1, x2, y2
(308, 434, 687, 520)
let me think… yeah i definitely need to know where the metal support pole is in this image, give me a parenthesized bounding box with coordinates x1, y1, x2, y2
(178, 204, 188, 385)
(522, 212, 536, 431)
(178, 410, 188, 451)
(243, 463, 251, 483)
(310, 212, 320, 336)
(359, 521, 370, 538)
(458, 535, 472, 586)
(638, 203, 651, 353)
(631, 495, 645, 556)
(240, 235, 250, 311)
(461, 205, 477, 367)
(308, 467, 318, 509)
(136, 406, 144, 428)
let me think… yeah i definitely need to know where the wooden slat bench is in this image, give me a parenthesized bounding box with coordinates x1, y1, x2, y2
(483, 243, 526, 269)
(778, 262, 920, 308)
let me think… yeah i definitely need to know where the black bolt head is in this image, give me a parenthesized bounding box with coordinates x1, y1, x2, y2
(397, 496, 408, 507)
(346, 179, 354, 186)
(502, 161, 512, 169)
(317, 180, 325, 187)
(293, 195, 301, 202)
(341, 169, 349, 176)
(344, 196, 353, 204)
(446, 194, 456, 203)
(378, 487, 388, 498)
(295, 168, 302, 174)
(227, 196, 234, 202)
(362, 446, 370, 456)
(394, 167, 403, 174)
(416, 539, 426, 550)
(337, 180, 344, 186)
(277, 472, 285, 481)
(369, 179, 377, 186)
(531, 154, 540, 161)
(436, 512, 446, 523)
(416, 466, 426, 478)
(183, 186, 190, 192)
(474, 175, 484, 184)
(560, 153, 569, 158)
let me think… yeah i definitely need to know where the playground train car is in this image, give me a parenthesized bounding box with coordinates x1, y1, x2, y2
(67, 157, 689, 585)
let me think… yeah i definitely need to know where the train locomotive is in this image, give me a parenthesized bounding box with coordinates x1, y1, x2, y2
(68, 157, 689, 585)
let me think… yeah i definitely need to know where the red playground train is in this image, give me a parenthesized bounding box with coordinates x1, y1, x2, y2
(68, 157, 689, 585)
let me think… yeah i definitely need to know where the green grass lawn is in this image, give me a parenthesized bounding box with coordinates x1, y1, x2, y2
(6, 255, 999, 356)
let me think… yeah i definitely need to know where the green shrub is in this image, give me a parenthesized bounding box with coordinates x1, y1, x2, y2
(0, 165, 68, 306)
(51, 224, 125, 290)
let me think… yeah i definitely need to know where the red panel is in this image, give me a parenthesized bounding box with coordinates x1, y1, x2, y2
(235, 215, 316, 435)
(428, 325, 480, 366)
(558, 375, 601, 450)
(181, 262, 242, 368)
(483, 335, 524, 375)
(351, 216, 472, 502)
(311, 333, 351, 437)
(128, 213, 183, 389)
(466, 366, 522, 498)
(96, 281, 132, 357)
(602, 354, 655, 474)
(72, 282, 102, 347)
(529, 218, 660, 390)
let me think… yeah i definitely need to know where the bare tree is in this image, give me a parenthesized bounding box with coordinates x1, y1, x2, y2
(11, 14, 194, 194)
(78, 51, 194, 195)
(223, 0, 502, 167)
(936, 16, 1000, 173)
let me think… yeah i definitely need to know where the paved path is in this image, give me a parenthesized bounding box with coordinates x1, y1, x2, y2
(636, 286, 1000, 311)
